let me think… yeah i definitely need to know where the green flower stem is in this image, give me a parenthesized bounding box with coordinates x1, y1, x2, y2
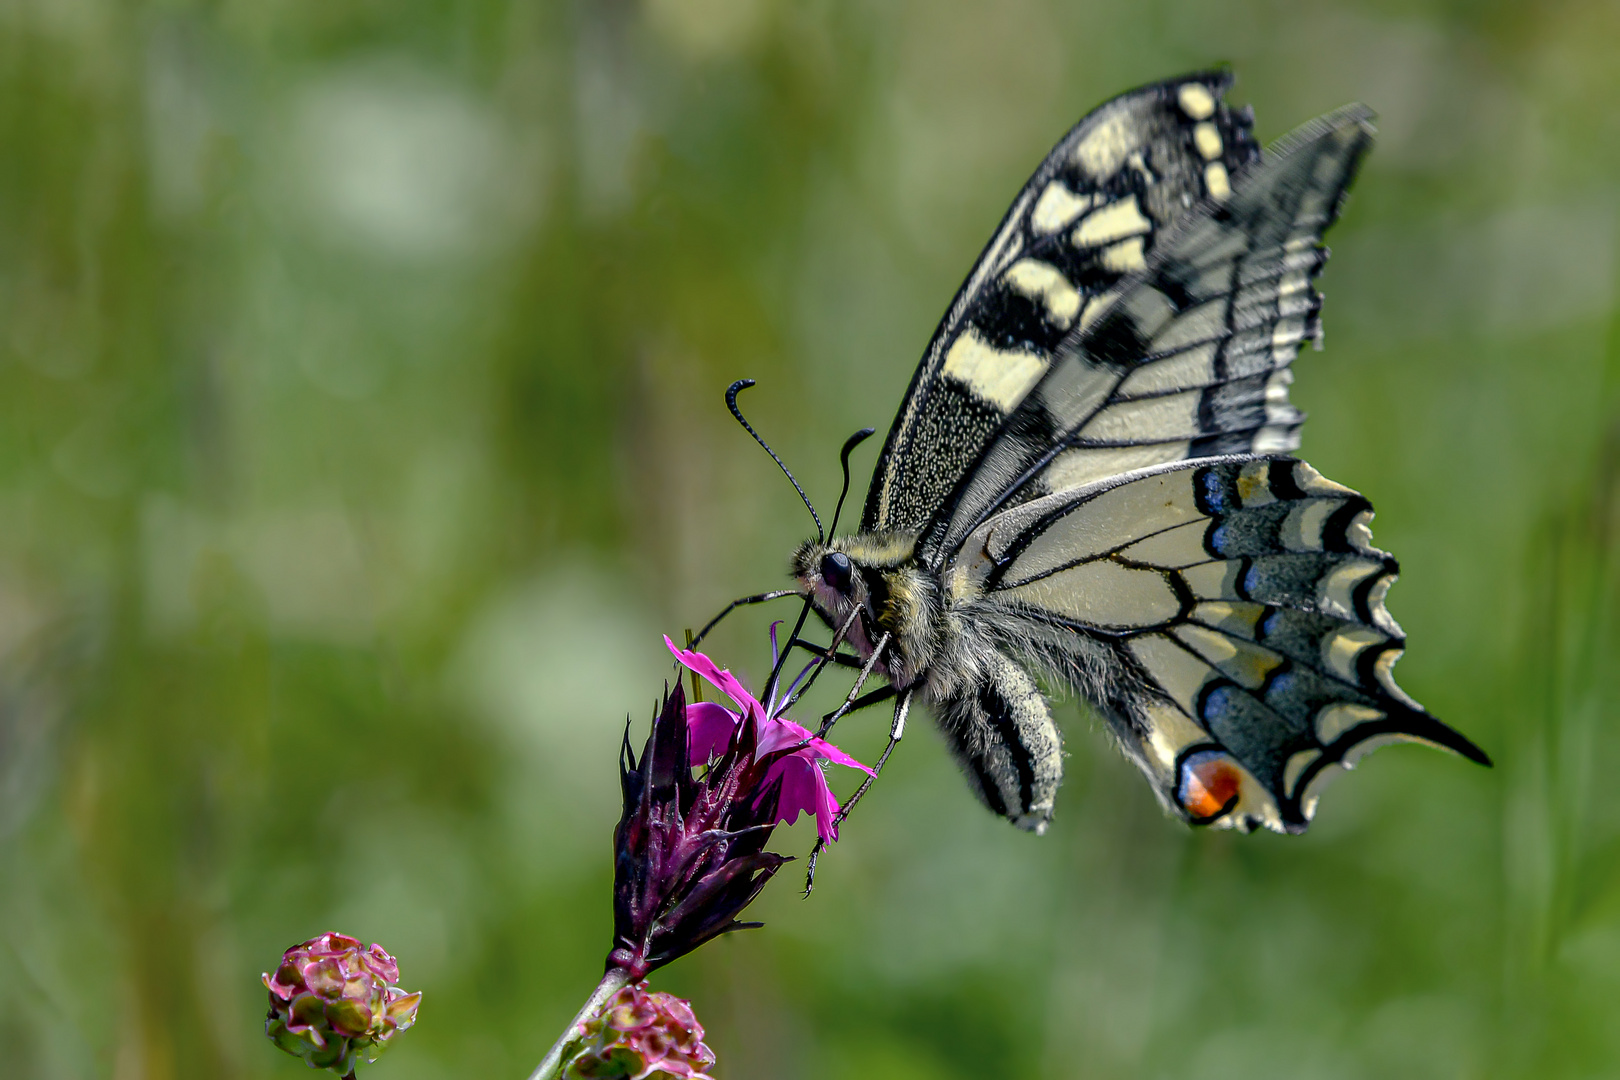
(526, 968, 632, 1080)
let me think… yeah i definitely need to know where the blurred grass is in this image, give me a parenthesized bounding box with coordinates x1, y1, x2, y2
(0, 1, 1617, 1077)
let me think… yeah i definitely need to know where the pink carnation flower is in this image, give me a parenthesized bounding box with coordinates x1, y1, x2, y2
(607, 635, 871, 979)
(666, 635, 873, 844)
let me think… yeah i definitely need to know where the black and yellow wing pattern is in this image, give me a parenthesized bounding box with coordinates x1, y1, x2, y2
(864, 71, 1263, 537)
(922, 105, 1375, 568)
(845, 72, 1487, 833)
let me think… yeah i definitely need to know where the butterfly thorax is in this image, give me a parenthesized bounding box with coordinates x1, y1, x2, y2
(793, 533, 944, 691)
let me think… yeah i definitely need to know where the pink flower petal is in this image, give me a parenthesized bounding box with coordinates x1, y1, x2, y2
(663, 637, 762, 717)
(759, 716, 875, 776)
(812, 765, 844, 843)
(766, 757, 820, 828)
(685, 702, 740, 764)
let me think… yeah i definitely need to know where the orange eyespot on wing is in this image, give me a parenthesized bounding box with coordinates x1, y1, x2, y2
(1178, 750, 1243, 821)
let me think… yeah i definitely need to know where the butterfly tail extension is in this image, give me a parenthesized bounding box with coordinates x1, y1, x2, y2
(932, 651, 1063, 833)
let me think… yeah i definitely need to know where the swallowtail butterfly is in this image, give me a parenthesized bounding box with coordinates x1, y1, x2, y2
(758, 72, 1490, 837)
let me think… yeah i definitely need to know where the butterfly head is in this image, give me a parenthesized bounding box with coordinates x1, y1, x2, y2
(795, 540, 871, 640)
(793, 532, 936, 686)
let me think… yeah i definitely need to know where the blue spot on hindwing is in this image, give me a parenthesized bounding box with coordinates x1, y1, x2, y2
(1243, 560, 1265, 598)
(1200, 469, 1227, 514)
(1201, 684, 1237, 725)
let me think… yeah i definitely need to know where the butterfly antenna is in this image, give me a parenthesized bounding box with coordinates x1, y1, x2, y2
(727, 379, 823, 542)
(825, 427, 876, 538)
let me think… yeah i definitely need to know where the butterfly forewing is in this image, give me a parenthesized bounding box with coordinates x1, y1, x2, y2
(862, 72, 1261, 536)
(957, 455, 1488, 832)
(917, 107, 1376, 570)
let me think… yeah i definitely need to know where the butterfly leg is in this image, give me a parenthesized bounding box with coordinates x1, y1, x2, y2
(804, 689, 913, 895)
(815, 631, 892, 737)
(787, 641, 865, 668)
(688, 589, 803, 649)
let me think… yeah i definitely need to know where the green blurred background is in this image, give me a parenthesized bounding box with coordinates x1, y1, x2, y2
(2, 1, 1617, 1077)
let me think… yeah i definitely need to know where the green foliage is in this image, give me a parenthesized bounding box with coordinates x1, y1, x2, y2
(0, 1, 1616, 1077)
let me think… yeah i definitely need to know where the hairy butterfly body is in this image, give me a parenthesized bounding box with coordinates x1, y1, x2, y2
(789, 72, 1488, 836)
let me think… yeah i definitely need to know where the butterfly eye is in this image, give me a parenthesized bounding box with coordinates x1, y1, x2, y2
(820, 551, 854, 595)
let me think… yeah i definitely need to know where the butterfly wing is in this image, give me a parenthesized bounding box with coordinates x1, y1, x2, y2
(955, 455, 1489, 833)
(862, 71, 1262, 535)
(918, 106, 1375, 567)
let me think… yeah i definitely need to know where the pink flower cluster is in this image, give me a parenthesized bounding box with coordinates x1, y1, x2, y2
(262, 932, 421, 1074)
(566, 983, 716, 1080)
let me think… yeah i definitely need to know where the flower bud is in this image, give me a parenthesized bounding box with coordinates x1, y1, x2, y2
(565, 982, 716, 1080)
(263, 932, 421, 1074)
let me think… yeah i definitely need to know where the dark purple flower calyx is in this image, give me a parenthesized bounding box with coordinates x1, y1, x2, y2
(608, 681, 791, 979)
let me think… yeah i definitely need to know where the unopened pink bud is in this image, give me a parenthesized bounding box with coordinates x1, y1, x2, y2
(262, 933, 421, 1075)
(566, 983, 716, 1080)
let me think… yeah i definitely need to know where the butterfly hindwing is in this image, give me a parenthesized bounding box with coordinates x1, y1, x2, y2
(918, 106, 1376, 569)
(955, 455, 1488, 833)
(863, 71, 1261, 536)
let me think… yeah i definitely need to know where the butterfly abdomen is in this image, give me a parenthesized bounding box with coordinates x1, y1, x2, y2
(931, 649, 1062, 833)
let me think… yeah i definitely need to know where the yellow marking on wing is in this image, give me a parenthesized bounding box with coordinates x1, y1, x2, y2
(1283, 749, 1320, 798)
(1071, 196, 1152, 249)
(1098, 236, 1146, 273)
(1264, 368, 1294, 415)
(839, 532, 917, 566)
(1318, 560, 1383, 620)
(1192, 601, 1264, 639)
(1313, 702, 1384, 745)
(1344, 508, 1376, 553)
(1278, 268, 1311, 301)
(1322, 625, 1384, 682)
(1193, 122, 1223, 160)
(1174, 623, 1281, 689)
(1003, 259, 1081, 329)
(1030, 182, 1092, 235)
(1292, 462, 1357, 498)
(1235, 460, 1275, 507)
(1177, 82, 1216, 120)
(1072, 112, 1134, 177)
(1283, 499, 1340, 553)
(941, 328, 1048, 413)
(1204, 161, 1231, 200)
